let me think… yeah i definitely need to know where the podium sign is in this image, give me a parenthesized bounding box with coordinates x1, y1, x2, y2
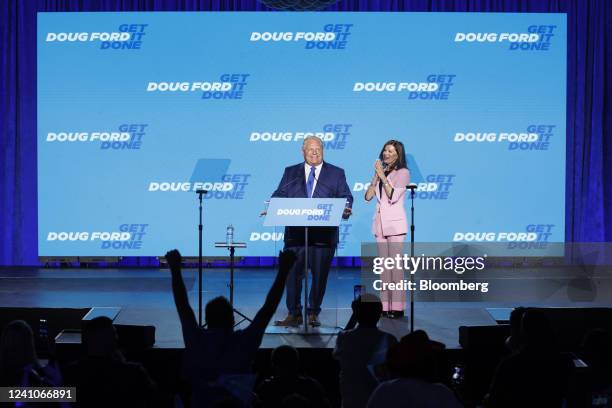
(263, 197, 346, 334)
(264, 198, 347, 227)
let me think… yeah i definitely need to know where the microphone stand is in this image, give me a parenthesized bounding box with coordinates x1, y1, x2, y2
(407, 184, 417, 333)
(195, 189, 208, 327)
(214, 241, 251, 327)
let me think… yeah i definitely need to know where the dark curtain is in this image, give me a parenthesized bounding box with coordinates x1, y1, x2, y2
(1, 0, 609, 266)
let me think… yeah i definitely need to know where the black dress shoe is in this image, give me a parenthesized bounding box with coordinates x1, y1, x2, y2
(382, 311, 391, 318)
(308, 313, 321, 327)
(273, 314, 303, 327)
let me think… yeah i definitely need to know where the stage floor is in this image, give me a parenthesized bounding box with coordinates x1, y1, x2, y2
(0, 267, 608, 349)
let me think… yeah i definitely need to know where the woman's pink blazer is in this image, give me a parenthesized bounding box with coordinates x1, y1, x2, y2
(371, 168, 411, 237)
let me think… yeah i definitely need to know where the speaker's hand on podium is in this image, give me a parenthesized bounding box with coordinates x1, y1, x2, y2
(342, 207, 352, 220)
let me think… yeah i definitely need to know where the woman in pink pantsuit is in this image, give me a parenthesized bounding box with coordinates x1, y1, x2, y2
(365, 140, 410, 318)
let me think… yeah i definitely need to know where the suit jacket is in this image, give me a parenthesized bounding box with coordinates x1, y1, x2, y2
(372, 168, 410, 236)
(272, 162, 353, 247)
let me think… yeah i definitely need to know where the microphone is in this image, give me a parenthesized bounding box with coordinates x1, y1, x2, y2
(312, 174, 332, 196)
(195, 189, 209, 194)
(263, 171, 304, 217)
(313, 174, 354, 214)
(271, 175, 303, 198)
(406, 183, 418, 190)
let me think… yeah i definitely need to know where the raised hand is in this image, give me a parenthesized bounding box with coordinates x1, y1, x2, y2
(374, 159, 386, 177)
(165, 249, 182, 271)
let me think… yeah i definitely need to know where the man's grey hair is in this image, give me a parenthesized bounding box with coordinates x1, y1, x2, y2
(302, 135, 324, 149)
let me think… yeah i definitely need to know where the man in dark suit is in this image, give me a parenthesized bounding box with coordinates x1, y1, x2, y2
(272, 136, 353, 327)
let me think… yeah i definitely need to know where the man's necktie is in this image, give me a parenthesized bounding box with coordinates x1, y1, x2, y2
(306, 166, 316, 198)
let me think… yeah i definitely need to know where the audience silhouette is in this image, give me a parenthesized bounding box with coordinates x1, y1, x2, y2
(165, 248, 296, 407)
(504, 306, 526, 353)
(63, 316, 156, 407)
(579, 328, 612, 407)
(0, 320, 62, 388)
(333, 294, 397, 408)
(4, 264, 611, 408)
(255, 345, 330, 408)
(367, 330, 461, 408)
(485, 309, 571, 407)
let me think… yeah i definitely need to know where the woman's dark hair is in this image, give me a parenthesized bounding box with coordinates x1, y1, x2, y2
(378, 140, 408, 170)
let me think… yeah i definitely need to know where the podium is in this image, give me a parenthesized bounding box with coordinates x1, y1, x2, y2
(264, 197, 347, 333)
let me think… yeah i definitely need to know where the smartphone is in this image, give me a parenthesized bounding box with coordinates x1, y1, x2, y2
(354, 284, 364, 300)
(38, 318, 49, 357)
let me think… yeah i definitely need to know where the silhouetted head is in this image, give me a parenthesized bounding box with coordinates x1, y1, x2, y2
(205, 296, 234, 329)
(352, 293, 383, 327)
(271, 345, 299, 377)
(379, 140, 407, 170)
(211, 395, 243, 408)
(387, 330, 443, 381)
(506, 306, 527, 351)
(520, 309, 555, 349)
(83, 316, 117, 357)
(0, 320, 37, 374)
(281, 393, 309, 408)
(581, 328, 612, 370)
